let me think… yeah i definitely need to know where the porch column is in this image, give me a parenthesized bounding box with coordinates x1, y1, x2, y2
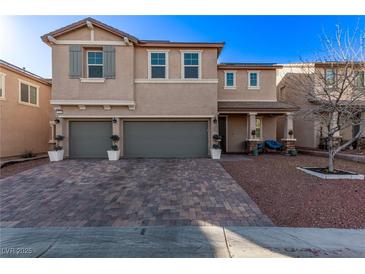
(246, 112, 259, 154)
(281, 112, 296, 154)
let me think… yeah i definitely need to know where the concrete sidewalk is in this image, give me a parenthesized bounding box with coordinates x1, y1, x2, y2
(1, 226, 364, 258)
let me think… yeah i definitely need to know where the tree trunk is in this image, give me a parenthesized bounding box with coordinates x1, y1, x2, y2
(328, 151, 334, 173)
(328, 136, 335, 173)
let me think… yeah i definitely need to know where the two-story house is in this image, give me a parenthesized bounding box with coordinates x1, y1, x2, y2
(41, 17, 298, 158)
(277, 63, 365, 149)
(0, 60, 53, 159)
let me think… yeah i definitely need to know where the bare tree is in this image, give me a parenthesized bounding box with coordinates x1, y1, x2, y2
(282, 24, 365, 172)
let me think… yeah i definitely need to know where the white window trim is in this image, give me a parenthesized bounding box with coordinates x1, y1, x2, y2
(0, 73, 6, 100)
(147, 50, 169, 80)
(87, 50, 103, 79)
(248, 71, 260, 89)
(255, 117, 263, 140)
(224, 70, 236, 89)
(325, 68, 336, 88)
(180, 50, 202, 80)
(18, 79, 39, 107)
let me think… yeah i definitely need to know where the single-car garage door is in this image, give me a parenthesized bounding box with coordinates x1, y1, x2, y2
(69, 121, 112, 158)
(123, 121, 208, 158)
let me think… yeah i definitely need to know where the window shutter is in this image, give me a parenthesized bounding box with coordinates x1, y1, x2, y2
(103, 46, 116, 79)
(69, 45, 82, 78)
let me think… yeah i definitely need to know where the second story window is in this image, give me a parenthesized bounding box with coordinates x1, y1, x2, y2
(87, 51, 103, 78)
(325, 69, 336, 86)
(19, 80, 38, 106)
(149, 51, 168, 79)
(224, 71, 236, 89)
(355, 71, 365, 88)
(182, 52, 201, 79)
(248, 71, 260, 89)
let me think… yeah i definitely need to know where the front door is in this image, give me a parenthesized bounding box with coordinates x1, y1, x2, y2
(218, 116, 227, 153)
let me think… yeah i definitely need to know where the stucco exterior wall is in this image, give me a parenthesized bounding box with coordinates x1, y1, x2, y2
(0, 66, 52, 158)
(226, 115, 277, 153)
(277, 65, 318, 148)
(51, 26, 218, 117)
(51, 44, 135, 101)
(134, 47, 218, 80)
(218, 69, 277, 101)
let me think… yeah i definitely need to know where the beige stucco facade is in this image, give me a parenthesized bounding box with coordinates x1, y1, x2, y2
(41, 17, 297, 158)
(0, 62, 52, 158)
(277, 63, 363, 148)
(218, 67, 277, 101)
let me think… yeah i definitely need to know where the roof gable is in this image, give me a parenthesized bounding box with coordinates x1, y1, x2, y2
(41, 17, 139, 45)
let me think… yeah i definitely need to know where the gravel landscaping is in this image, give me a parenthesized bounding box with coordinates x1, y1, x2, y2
(221, 154, 365, 229)
(0, 158, 49, 179)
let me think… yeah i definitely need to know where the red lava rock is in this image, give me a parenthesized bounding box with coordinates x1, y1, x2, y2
(222, 154, 365, 229)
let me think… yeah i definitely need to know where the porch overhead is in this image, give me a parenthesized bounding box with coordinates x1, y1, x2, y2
(218, 101, 299, 114)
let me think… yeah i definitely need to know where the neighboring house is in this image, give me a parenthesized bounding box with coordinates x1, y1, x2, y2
(0, 60, 53, 159)
(41, 17, 298, 158)
(277, 63, 365, 149)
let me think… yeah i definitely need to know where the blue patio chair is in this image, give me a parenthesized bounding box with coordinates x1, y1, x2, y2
(264, 139, 283, 150)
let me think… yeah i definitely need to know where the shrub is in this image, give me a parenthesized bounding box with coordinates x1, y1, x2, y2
(54, 145, 63, 151)
(111, 145, 119, 151)
(55, 135, 64, 141)
(212, 134, 222, 141)
(22, 151, 36, 158)
(212, 144, 221, 149)
(110, 135, 120, 142)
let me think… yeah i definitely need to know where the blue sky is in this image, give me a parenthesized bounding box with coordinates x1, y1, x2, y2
(1, 15, 364, 78)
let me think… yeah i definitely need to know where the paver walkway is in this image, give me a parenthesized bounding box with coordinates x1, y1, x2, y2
(0, 159, 272, 228)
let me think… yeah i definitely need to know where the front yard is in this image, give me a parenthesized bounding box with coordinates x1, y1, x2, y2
(222, 154, 365, 229)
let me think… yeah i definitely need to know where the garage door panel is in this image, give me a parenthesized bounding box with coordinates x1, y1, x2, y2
(69, 121, 112, 158)
(124, 121, 208, 158)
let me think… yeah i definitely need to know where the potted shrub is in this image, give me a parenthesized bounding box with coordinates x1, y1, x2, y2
(107, 135, 120, 161)
(252, 147, 259, 156)
(211, 144, 221, 160)
(251, 129, 256, 138)
(288, 129, 294, 138)
(48, 135, 64, 162)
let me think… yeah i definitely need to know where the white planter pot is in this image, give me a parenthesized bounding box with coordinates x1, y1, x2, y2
(107, 150, 120, 161)
(210, 148, 222, 160)
(48, 150, 64, 162)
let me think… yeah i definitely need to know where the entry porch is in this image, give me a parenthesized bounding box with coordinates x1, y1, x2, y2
(218, 101, 299, 154)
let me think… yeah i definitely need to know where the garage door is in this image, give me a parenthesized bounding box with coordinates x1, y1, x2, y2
(69, 121, 112, 158)
(123, 121, 208, 158)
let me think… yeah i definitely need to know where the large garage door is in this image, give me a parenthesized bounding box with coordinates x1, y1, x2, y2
(69, 121, 112, 158)
(123, 121, 208, 158)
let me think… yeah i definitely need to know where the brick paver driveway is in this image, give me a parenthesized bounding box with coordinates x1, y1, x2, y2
(0, 159, 272, 228)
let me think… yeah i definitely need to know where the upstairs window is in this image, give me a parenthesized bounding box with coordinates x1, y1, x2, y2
(325, 69, 336, 86)
(224, 71, 236, 89)
(19, 81, 38, 106)
(149, 51, 168, 79)
(182, 52, 200, 79)
(248, 71, 260, 89)
(355, 71, 365, 88)
(87, 51, 103, 78)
